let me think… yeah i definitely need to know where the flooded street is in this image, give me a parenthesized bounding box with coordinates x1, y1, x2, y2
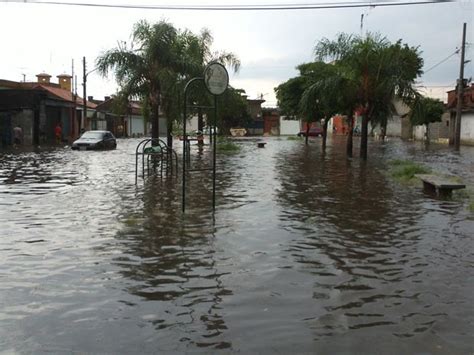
(1, 137, 473, 354)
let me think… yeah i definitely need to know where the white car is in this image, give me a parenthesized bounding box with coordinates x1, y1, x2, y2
(71, 130, 117, 150)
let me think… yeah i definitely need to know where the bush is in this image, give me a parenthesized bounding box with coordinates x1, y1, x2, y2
(217, 139, 240, 152)
(389, 160, 431, 182)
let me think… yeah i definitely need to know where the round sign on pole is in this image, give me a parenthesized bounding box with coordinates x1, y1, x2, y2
(204, 62, 229, 96)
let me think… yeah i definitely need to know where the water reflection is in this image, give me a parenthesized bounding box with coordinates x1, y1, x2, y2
(273, 138, 473, 351)
(0, 138, 472, 353)
(111, 145, 233, 350)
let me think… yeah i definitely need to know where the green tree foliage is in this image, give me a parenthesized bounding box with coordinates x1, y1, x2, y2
(314, 33, 423, 159)
(275, 62, 332, 118)
(410, 96, 444, 142)
(410, 96, 444, 126)
(213, 87, 251, 134)
(96, 20, 194, 145)
(299, 62, 358, 152)
(178, 28, 240, 142)
(275, 76, 307, 118)
(96, 20, 240, 147)
(110, 91, 129, 117)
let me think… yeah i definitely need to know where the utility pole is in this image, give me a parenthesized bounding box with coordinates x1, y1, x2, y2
(82, 57, 87, 132)
(454, 22, 467, 151)
(72, 59, 77, 139)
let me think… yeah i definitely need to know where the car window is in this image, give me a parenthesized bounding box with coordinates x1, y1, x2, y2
(82, 131, 104, 139)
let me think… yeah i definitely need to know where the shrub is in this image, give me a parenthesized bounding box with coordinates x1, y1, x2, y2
(217, 139, 240, 152)
(389, 160, 431, 182)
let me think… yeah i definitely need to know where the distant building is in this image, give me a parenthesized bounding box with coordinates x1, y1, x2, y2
(262, 108, 280, 135)
(246, 98, 265, 135)
(0, 73, 96, 147)
(446, 83, 474, 145)
(93, 97, 151, 137)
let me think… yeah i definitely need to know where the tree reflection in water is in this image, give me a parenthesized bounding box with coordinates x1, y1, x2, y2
(113, 152, 233, 349)
(273, 138, 441, 342)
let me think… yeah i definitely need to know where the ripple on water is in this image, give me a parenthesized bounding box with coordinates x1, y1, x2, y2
(0, 138, 473, 353)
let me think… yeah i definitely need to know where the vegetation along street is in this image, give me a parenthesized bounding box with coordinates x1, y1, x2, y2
(0, 0, 473, 353)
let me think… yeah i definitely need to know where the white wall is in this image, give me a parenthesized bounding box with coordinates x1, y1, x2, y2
(413, 125, 426, 141)
(187, 115, 199, 132)
(280, 117, 300, 135)
(461, 112, 474, 145)
(386, 116, 402, 137)
(127, 115, 145, 136)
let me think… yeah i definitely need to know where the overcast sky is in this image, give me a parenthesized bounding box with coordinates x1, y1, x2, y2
(0, 0, 472, 106)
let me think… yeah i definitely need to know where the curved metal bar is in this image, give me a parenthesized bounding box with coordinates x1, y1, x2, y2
(182, 77, 204, 213)
(135, 137, 175, 183)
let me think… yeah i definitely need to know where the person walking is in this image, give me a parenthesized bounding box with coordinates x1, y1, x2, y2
(55, 123, 62, 145)
(13, 125, 23, 147)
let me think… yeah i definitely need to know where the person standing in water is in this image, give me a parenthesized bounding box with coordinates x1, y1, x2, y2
(13, 125, 23, 147)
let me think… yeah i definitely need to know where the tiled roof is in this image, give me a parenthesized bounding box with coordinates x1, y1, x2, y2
(96, 97, 142, 115)
(34, 84, 97, 109)
(0, 79, 97, 109)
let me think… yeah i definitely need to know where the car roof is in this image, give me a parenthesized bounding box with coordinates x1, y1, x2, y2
(84, 130, 112, 134)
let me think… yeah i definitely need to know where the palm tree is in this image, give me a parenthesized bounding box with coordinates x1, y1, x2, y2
(300, 62, 359, 155)
(410, 96, 444, 143)
(182, 29, 240, 139)
(314, 33, 423, 159)
(96, 20, 192, 146)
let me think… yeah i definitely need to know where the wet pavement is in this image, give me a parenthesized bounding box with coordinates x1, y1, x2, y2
(0, 137, 473, 353)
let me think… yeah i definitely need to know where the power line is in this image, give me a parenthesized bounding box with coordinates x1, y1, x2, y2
(424, 49, 459, 73)
(415, 84, 456, 87)
(1, 0, 453, 11)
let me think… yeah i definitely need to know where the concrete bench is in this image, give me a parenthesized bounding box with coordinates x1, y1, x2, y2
(415, 174, 466, 197)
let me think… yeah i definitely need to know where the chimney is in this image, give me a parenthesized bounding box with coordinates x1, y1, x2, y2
(104, 96, 111, 101)
(36, 72, 52, 84)
(88, 96, 94, 102)
(57, 74, 72, 91)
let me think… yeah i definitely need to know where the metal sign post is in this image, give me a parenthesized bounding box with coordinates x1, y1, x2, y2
(182, 63, 229, 213)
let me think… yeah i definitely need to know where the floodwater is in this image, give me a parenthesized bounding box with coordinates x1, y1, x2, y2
(0, 137, 473, 354)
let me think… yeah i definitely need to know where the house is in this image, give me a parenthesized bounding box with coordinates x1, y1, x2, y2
(0, 73, 96, 146)
(262, 108, 280, 135)
(91, 96, 170, 138)
(246, 98, 265, 135)
(446, 82, 474, 145)
(93, 97, 149, 137)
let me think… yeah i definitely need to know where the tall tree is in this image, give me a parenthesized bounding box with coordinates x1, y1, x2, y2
(410, 96, 444, 143)
(300, 62, 359, 154)
(181, 28, 240, 142)
(276, 62, 333, 145)
(96, 20, 195, 146)
(215, 87, 251, 134)
(315, 33, 423, 159)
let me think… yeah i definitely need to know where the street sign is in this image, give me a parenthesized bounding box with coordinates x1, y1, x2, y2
(204, 62, 229, 96)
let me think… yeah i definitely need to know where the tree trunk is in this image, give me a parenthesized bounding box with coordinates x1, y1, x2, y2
(425, 123, 430, 145)
(151, 102, 159, 146)
(346, 114, 354, 157)
(167, 117, 173, 148)
(360, 115, 369, 160)
(305, 124, 309, 145)
(197, 108, 204, 146)
(381, 121, 387, 141)
(322, 119, 329, 151)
